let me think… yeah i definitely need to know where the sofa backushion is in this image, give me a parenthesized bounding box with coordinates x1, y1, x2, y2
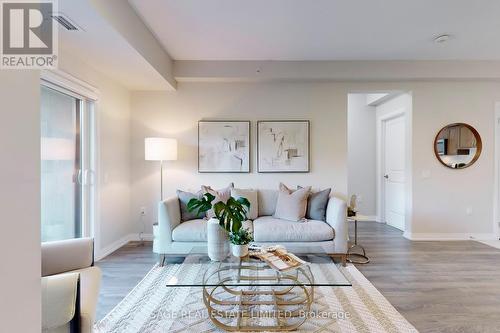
(154, 189, 348, 259)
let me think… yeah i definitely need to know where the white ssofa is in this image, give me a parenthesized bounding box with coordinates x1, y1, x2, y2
(153, 189, 348, 256)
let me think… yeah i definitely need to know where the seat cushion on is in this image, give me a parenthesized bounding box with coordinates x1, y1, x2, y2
(43, 323, 70, 333)
(42, 272, 79, 331)
(172, 219, 253, 242)
(69, 266, 101, 333)
(257, 189, 278, 216)
(253, 216, 334, 242)
(242, 219, 254, 234)
(172, 219, 207, 242)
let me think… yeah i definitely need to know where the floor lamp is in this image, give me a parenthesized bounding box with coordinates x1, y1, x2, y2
(145, 137, 178, 201)
(144, 138, 177, 245)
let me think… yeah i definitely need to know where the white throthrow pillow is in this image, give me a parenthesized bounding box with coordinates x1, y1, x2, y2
(273, 183, 311, 222)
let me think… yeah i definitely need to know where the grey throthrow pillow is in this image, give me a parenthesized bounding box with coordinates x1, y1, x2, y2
(298, 186, 331, 221)
(177, 189, 204, 222)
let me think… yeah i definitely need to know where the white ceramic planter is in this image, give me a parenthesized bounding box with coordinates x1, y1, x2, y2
(231, 244, 249, 258)
(207, 218, 228, 261)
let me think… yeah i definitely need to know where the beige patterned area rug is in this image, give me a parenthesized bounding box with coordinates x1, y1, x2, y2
(96, 264, 418, 333)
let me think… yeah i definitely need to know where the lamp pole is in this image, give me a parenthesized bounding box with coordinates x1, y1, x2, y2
(160, 160, 164, 201)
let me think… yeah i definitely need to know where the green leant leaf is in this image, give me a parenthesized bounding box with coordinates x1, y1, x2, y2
(237, 197, 250, 209)
(187, 193, 216, 216)
(232, 219, 242, 233)
(188, 194, 252, 234)
(213, 201, 225, 226)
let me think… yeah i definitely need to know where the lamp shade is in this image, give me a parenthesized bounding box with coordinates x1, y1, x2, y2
(145, 137, 177, 161)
